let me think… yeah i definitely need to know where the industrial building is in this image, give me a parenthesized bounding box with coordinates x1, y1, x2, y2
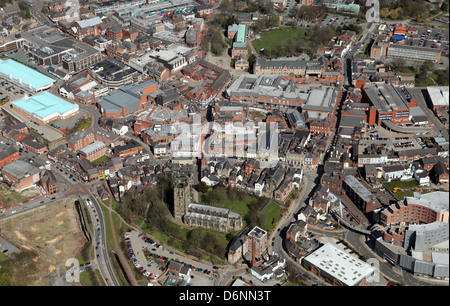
(79, 141, 107, 162)
(0, 59, 55, 92)
(11, 91, 79, 124)
(1, 160, 40, 191)
(362, 83, 415, 125)
(98, 80, 158, 118)
(425, 86, 449, 114)
(302, 242, 376, 286)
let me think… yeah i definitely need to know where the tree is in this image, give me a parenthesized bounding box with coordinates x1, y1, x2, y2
(389, 8, 401, 19)
(380, 7, 390, 19)
(420, 60, 435, 76)
(196, 181, 209, 193)
(391, 58, 406, 72)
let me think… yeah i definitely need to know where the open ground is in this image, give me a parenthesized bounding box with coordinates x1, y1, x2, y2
(0, 199, 87, 285)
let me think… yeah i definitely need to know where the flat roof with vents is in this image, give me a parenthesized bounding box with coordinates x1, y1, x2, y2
(303, 242, 376, 286)
(0, 59, 55, 92)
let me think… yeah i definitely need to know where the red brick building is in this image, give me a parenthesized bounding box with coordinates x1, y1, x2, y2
(113, 139, 144, 159)
(0, 146, 20, 168)
(20, 138, 48, 155)
(68, 127, 119, 151)
(79, 141, 107, 162)
(40, 170, 58, 195)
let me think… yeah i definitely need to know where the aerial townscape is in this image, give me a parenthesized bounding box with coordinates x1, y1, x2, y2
(0, 0, 448, 292)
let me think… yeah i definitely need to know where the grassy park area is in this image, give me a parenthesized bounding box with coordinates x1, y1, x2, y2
(252, 27, 308, 54)
(383, 179, 420, 200)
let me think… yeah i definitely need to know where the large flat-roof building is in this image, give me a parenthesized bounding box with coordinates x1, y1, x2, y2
(302, 86, 337, 120)
(362, 83, 415, 125)
(11, 91, 79, 124)
(0, 59, 55, 92)
(226, 74, 307, 109)
(253, 58, 324, 78)
(303, 242, 376, 286)
(79, 141, 107, 161)
(387, 43, 441, 63)
(226, 75, 337, 113)
(425, 86, 449, 114)
(1, 160, 40, 191)
(98, 80, 158, 118)
(342, 175, 378, 214)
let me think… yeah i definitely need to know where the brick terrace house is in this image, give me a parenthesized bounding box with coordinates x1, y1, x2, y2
(20, 138, 48, 155)
(40, 170, 58, 195)
(0, 145, 19, 168)
(431, 161, 449, 185)
(1, 122, 28, 139)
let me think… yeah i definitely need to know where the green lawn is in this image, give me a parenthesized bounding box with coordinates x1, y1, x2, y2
(199, 193, 258, 217)
(415, 76, 436, 87)
(383, 180, 420, 200)
(262, 202, 282, 233)
(252, 27, 308, 53)
(92, 155, 111, 164)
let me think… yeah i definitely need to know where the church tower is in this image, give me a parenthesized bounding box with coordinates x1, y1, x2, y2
(173, 177, 190, 222)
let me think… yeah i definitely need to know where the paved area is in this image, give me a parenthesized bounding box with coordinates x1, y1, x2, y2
(1, 102, 64, 142)
(0, 235, 21, 258)
(126, 230, 216, 286)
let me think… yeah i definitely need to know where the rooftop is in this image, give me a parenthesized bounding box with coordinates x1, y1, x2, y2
(427, 86, 449, 107)
(303, 242, 376, 286)
(363, 83, 410, 113)
(12, 91, 79, 121)
(0, 59, 55, 91)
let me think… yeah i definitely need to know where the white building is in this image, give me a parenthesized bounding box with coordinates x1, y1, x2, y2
(303, 242, 377, 286)
(251, 253, 286, 282)
(382, 164, 412, 182)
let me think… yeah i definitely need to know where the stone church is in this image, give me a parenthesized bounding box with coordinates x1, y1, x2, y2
(173, 177, 243, 232)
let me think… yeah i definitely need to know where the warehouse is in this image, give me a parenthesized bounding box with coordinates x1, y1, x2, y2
(1, 160, 40, 191)
(11, 91, 79, 124)
(99, 80, 158, 118)
(0, 59, 55, 92)
(303, 242, 376, 286)
(426, 86, 449, 114)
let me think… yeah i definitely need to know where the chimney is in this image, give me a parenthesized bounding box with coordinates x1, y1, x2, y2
(251, 235, 256, 267)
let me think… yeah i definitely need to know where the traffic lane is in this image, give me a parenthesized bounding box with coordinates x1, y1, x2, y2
(0, 192, 64, 220)
(83, 195, 118, 285)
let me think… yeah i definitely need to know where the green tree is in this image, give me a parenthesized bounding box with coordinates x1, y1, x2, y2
(380, 7, 390, 19)
(0, 270, 12, 286)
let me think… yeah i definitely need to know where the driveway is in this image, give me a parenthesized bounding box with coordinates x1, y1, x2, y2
(126, 230, 216, 285)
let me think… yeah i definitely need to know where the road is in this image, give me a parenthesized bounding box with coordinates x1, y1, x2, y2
(81, 194, 121, 286)
(409, 87, 449, 142)
(343, 22, 377, 86)
(268, 168, 327, 285)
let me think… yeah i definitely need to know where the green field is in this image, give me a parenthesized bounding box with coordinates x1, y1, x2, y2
(262, 202, 282, 233)
(383, 180, 420, 200)
(252, 27, 308, 53)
